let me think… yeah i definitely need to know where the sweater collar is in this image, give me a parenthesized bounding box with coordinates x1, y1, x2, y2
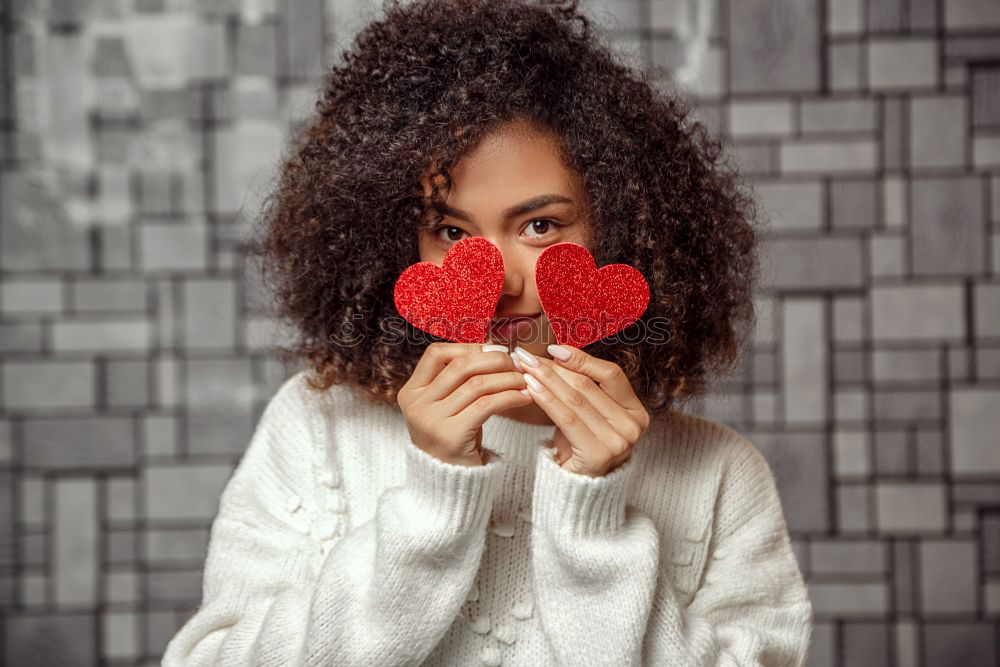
(482, 413, 556, 466)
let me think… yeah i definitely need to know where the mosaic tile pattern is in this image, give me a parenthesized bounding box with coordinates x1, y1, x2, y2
(0, 0, 998, 665)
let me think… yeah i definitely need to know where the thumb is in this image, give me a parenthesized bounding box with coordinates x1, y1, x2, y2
(547, 429, 572, 467)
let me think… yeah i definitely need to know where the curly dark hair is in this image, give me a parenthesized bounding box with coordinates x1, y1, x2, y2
(255, 0, 761, 416)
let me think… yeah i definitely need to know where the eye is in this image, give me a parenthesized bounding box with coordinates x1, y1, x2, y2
(523, 218, 562, 239)
(433, 225, 469, 244)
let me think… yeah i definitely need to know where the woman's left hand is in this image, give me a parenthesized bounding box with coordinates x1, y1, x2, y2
(514, 345, 651, 477)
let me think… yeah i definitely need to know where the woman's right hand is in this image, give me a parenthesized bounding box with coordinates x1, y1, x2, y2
(398, 342, 533, 466)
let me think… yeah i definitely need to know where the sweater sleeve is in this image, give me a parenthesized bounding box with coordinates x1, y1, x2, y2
(529, 439, 813, 666)
(161, 375, 505, 667)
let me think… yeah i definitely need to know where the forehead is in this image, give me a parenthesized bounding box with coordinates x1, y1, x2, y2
(423, 121, 583, 204)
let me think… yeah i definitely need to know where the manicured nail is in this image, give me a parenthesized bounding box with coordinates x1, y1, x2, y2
(482, 344, 508, 353)
(547, 344, 572, 361)
(513, 346, 540, 367)
(523, 373, 544, 393)
(511, 354, 524, 372)
(519, 388, 530, 396)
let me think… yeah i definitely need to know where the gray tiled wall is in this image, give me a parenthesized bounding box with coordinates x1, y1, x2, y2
(1, 1, 997, 665)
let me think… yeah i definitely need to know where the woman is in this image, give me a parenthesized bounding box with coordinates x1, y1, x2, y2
(162, 0, 813, 665)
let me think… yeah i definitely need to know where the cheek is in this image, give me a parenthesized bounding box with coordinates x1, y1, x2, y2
(415, 233, 438, 263)
(561, 219, 592, 249)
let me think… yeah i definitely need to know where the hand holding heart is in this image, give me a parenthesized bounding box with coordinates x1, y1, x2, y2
(514, 343, 651, 477)
(393, 237, 652, 476)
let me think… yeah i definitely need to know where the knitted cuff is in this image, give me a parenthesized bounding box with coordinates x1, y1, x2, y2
(402, 438, 506, 536)
(531, 445, 636, 537)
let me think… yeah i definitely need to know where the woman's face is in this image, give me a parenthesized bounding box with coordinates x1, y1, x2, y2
(417, 119, 592, 360)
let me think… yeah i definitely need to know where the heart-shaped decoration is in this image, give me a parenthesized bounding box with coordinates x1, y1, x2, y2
(393, 236, 505, 343)
(535, 242, 650, 348)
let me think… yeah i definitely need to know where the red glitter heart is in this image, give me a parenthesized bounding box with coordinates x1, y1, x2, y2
(535, 242, 650, 348)
(393, 236, 505, 343)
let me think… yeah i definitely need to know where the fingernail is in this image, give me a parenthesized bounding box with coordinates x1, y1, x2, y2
(482, 344, 508, 353)
(523, 373, 544, 392)
(513, 346, 540, 367)
(547, 344, 572, 361)
(511, 354, 523, 372)
(519, 388, 530, 396)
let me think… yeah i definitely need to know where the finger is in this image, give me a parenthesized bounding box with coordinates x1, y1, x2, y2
(452, 388, 534, 431)
(547, 344, 645, 413)
(521, 358, 624, 450)
(442, 371, 528, 416)
(409, 342, 482, 388)
(547, 361, 644, 444)
(521, 378, 602, 461)
(425, 349, 519, 402)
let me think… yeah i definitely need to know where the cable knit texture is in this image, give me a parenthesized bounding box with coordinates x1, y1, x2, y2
(161, 371, 813, 666)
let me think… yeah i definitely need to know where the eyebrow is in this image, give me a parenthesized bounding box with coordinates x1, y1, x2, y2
(430, 194, 574, 223)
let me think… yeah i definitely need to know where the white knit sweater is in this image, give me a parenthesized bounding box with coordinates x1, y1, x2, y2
(161, 370, 813, 666)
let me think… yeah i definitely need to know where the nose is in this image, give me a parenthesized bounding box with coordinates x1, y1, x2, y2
(492, 239, 528, 299)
